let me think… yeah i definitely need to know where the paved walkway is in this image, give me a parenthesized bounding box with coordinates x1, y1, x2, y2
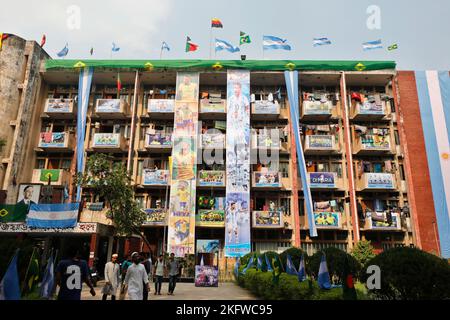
(81, 280, 256, 300)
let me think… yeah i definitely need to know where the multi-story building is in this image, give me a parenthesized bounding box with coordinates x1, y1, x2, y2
(1, 34, 448, 278)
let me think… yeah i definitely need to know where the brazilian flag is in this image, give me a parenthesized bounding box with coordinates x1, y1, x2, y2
(0, 203, 28, 222)
(40, 169, 60, 182)
(23, 250, 40, 295)
(272, 257, 282, 285)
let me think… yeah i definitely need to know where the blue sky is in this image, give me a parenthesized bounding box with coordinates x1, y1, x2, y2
(1, 0, 449, 70)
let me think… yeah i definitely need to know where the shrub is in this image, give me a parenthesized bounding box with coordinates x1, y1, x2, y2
(360, 247, 450, 300)
(279, 247, 308, 273)
(351, 240, 376, 267)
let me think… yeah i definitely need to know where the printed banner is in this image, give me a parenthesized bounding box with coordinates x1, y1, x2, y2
(146, 133, 172, 147)
(39, 132, 66, 148)
(46, 98, 73, 113)
(200, 99, 226, 113)
(142, 208, 168, 226)
(201, 134, 225, 149)
(303, 101, 332, 115)
(148, 99, 175, 113)
(252, 100, 279, 114)
(308, 135, 333, 148)
(196, 210, 225, 227)
(367, 212, 400, 230)
(142, 169, 169, 185)
(314, 212, 341, 229)
(0, 222, 97, 233)
(198, 170, 225, 186)
(253, 172, 281, 187)
(309, 172, 335, 188)
(359, 101, 384, 114)
(194, 265, 219, 287)
(196, 239, 220, 253)
(225, 70, 251, 257)
(96, 99, 121, 113)
(168, 72, 199, 257)
(253, 211, 283, 228)
(92, 133, 120, 147)
(366, 173, 394, 189)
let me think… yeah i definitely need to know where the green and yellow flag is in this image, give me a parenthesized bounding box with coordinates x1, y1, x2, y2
(388, 44, 398, 51)
(272, 257, 282, 285)
(40, 169, 60, 183)
(240, 31, 251, 45)
(0, 203, 29, 222)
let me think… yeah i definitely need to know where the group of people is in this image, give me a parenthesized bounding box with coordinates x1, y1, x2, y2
(55, 247, 181, 301)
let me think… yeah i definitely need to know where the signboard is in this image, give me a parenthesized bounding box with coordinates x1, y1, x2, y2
(0, 222, 97, 234)
(253, 211, 283, 228)
(194, 266, 219, 287)
(96, 99, 121, 113)
(93, 133, 120, 147)
(142, 169, 169, 185)
(198, 171, 225, 186)
(366, 173, 394, 189)
(368, 212, 400, 229)
(39, 132, 66, 148)
(148, 99, 175, 113)
(253, 172, 281, 187)
(196, 210, 225, 227)
(255, 134, 281, 148)
(225, 70, 251, 257)
(307, 135, 334, 149)
(359, 101, 384, 114)
(46, 98, 72, 113)
(309, 172, 336, 188)
(200, 99, 226, 113)
(303, 101, 332, 115)
(196, 239, 220, 253)
(313, 212, 340, 229)
(146, 133, 172, 147)
(142, 208, 168, 226)
(252, 100, 279, 114)
(361, 134, 390, 150)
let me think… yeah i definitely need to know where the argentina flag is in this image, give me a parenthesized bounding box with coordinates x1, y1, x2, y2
(263, 35, 291, 51)
(286, 254, 298, 275)
(215, 38, 240, 53)
(26, 203, 80, 228)
(363, 39, 383, 51)
(313, 37, 332, 47)
(56, 43, 69, 57)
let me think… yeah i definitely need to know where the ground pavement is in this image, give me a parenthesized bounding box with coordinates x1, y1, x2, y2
(81, 280, 256, 300)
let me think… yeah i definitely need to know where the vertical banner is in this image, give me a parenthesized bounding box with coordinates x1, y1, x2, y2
(284, 71, 317, 237)
(167, 72, 199, 257)
(225, 70, 251, 257)
(76, 67, 94, 202)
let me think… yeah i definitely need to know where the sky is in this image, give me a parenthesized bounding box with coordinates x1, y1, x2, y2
(1, 0, 449, 70)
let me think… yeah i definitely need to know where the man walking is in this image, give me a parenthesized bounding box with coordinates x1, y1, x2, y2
(153, 254, 165, 295)
(168, 253, 180, 295)
(140, 252, 152, 300)
(102, 253, 120, 300)
(123, 252, 149, 300)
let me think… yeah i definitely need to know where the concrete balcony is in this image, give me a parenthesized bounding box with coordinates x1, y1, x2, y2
(353, 135, 393, 155)
(252, 171, 282, 188)
(351, 101, 390, 121)
(31, 169, 71, 186)
(138, 169, 169, 187)
(90, 133, 128, 152)
(79, 203, 113, 226)
(252, 210, 284, 228)
(144, 133, 172, 153)
(251, 134, 290, 153)
(147, 99, 175, 119)
(356, 173, 396, 191)
(43, 98, 76, 119)
(197, 170, 226, 187)
(307, 172, 344, 190)
(199, 99, 226, 119)
(196, 209, 225, 228)
(303, 135, 340, 155)
(94, 99, 130, 119)
(313, 211, 343, 229)
(362, 211, 402, 231)
(201, 133, 225, 149)
(301, 100, 340, 120)
(37, 132, 75, 152)
(142, 208, 168, 226)
(251, 100, 280, 119)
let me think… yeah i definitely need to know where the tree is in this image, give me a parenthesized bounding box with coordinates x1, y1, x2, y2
(351, 240, 376, 267)
(75, 153, 151, 250)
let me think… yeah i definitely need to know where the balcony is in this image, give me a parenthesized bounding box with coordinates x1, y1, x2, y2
(197, 170, 226, 187)
(363, 211, 401, 231)
(37, 132, 75, 152)
(353, 133, 393, 155)
(31, 169, 71, 186)
(43, 98, 76, 119)
(351, 101, 389, 121)
(201, 133, 225, 149)
(144, 133, 172, 153)
(251, 100, 280, 119)
(252, 171, 282, 188)
(301, 100, 340, 120)
(142, 208, 168, 226)
(307, 172, 344, 190)
(94, 99, 130, 119)
(252, 211, 284, 228)
(79, 203, 113, 226)
(356, 173, 396, 191)
(199, 98, 226, 119)
(196, 209, 225, 227)
(147, 99, 175, 119)
(90, 133, 128, 152)
(313, 211, 342, 229)
(303, 135, 340, 155)
(138, 169, 169, 187)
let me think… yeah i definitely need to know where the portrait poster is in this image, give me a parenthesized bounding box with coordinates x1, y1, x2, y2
(17, 183, 41, 205)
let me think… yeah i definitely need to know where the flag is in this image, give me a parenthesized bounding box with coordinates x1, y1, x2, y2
(215, 38, 240, 53)
(363, 39, 383, 51)
(286, 254, 298, 275)
(234, 257, 240, 278)
(342, 256, 357, 300)
(40, 252, 55, 299)
(257, 256, 263, 271)
(26, 203, 79, 228)
(112, 42, 120, 52)
(0, 249, 21, 300)
(117, 72, 122, 93)
(242, 256, 254, 274)
(0, 33, 10, 50)
(56, 43, 69, 57)
(313, 37, 331, 47)
(239, 31, 251, 45)
(317, 253, 331, 289)
(211, 18, 223, 28)
(0, 203, 29, 223)
(24, 250, 40, 294)
(39, 169, 60, 183)
(388, 43, 398, 51)
(161, 41, 170, 51)
(90, 47, 94, 56)
(298, 254, 306, 282)
(271, 257, 282, 284)
(263, 35, 291, 51)
(264, 254, 273, 272)
(185, 36, 199, 52)
(40, 34, 46, 47)
(274, 88, 282, 100)
(200, 255, 204, 266)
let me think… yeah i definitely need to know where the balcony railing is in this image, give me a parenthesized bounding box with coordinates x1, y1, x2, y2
(196, 209, 225, 227)
(145, 133, 172, 150)
(302, 100, 339, 119)
(353, 132, 392, 154)
(38, 132, 75, 151)
(363, 211, 401, 230)
(313, 211, 342, 229)
(307, 172, 344, 189)
(142, 208, 168, 226)
(198, 170, 226, 187)
(351, 101, 388, 120)
(139, 169, 169, 186)
(44, 98, 75, 118)
(357, 173, 396, 191)
(95, 99, 130, 118)
(200, 99, 226, 114)
(303, 135, 340, 154)
(252, 210, 283, 228)
(252, 171, 282, 188)
(79, 203, 113, 225)
(201, 133, 225, 149)
(147, 99, 175, 115)
(91, 133, 127, 151)
(251, 100, 280, 117)
(31, 169, 70, 186)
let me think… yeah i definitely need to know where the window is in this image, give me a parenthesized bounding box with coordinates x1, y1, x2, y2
(37, 159, 46, 169)
(330, 162, 342, 178)
(399, 164, 406, 181)
(394, 130, 400, 145)
(279, 162, 289, 178)
(135, 196, 145, 209)
(61, 159, 71, 169)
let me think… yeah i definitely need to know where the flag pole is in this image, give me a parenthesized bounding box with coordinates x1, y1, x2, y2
(209, 19, 213, 60)
(160, 46, 163, 60)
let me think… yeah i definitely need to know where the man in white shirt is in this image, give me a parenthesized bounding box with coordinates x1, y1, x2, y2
(124, 252, 149, 300)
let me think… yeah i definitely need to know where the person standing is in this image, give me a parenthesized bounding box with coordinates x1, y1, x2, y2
(55, 246, 96, 300)
(120, 254, 132, 283)
(167, 253, 180, 295)
(102, 253, 120, 300)
(140, 252, 152, 300)
(153, 254, 165, 295)
(123, 252, 149, 300)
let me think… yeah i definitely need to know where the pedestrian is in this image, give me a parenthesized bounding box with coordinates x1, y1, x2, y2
(123, 252, 149, 300)
(55, 246, 96, 300)
(102, 253, 120, 300)
(153, 254, 165, 295)
(120, 253, 132, 284)
(140, 252, 152, 300)
(167, 253, 180, 295)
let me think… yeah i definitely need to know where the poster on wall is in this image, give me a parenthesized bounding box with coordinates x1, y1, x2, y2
(148, 99, 175, 113)
(194, 265, 219, 287)
(366, 173, 394, 189)
(46, 98, 73, 113)
(313, 212, 341, 229)
(142, 169, 169, 185)
(252, 211, 283, 228)
(167, 72, 199, 257)
(309, 172, 336, 188)
(196, 239, 220, 253)
(17, 184, 41, 205)
(225, 70, 251, 257)
(196, 210, 225, 227)
(142, 208, 168, 226)
(96, 99, 121, 113)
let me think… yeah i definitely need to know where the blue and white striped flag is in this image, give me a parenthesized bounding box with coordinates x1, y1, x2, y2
(264, 254, 273, 272)
(112, 42, 120, 52)
(26, 203, 80, 228)
(298, 254, 306, 282)
(263, 35, 291, 51)
(257, 256, 263, 270)
(39, 252, 55, 299)
(286, 254, 298, 275)
(234, 257, 240, 277)
(215, 38, 240, 53)
(242, 256, 254, 274)
(317, 253, 331, 289)
(363, 39, 383, 51)
(313, 37, 332, 47)
(56, 43, 69, 57)
(161, 41, 170, 51)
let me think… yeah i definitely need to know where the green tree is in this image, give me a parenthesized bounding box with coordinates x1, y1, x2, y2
(351, 240, 376, 267)
(76, 153, 151, 249)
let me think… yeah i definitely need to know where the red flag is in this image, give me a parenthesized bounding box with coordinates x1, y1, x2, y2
(117, 73, 122, 93)
(185, 36, 199, 52)
(40, 34, 46, 47)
